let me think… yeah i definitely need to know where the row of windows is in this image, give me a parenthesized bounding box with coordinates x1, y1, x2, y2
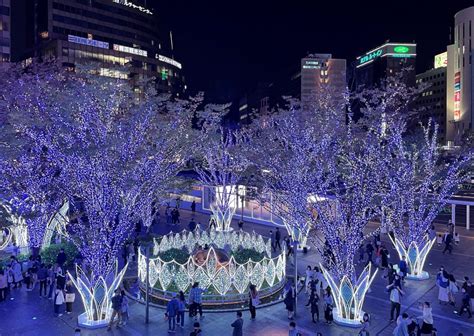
(53, 14, 153, 46)
(0, 52, 8, 62)
(0, 6, 9, 16)
(0, 36, 9, 47)
(52, 2, 157, 38)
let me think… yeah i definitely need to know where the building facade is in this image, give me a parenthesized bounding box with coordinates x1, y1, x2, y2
(415, 54, 447, 142)
(0, 0, 10, 62)
(13, 0, 184, 94)
(301, 54, 346, 112)
(446, 6, 473, 143)
(355, 42, 417, 88)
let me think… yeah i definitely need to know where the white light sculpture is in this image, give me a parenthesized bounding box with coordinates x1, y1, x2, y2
(320, 263, 377, 327)
(0, 202, 28, 253)
(210, 185, 238, 232)
(42, 201, 69, 249)
(389, 235, 435, 280)
(140, 229, 285, 296)
(68, 261, 128, 329)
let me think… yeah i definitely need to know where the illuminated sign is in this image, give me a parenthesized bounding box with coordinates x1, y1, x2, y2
(156, 54, 182, 69)
(68, 35, 109, 49)
(112, 0, 153, 15)
(434, 52, 447, 69)
(357, 43, 416, 67)
(454, 72, 461, 121)
(113, 44, 147, 57)
(302, 60, 321, 69)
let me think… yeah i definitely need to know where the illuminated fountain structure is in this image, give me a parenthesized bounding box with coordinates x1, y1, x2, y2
(389, 235, 436, 280)
(138, 228, 286, 307)
(321, 263, 377, 327)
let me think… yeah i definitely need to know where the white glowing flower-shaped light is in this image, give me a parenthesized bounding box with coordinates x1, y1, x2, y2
(389, 235, 435, 279)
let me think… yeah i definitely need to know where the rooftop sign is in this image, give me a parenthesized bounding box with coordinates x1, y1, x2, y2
(156, 54, 182, 69)
(68, 35, 109, 49)
(434, 52, 448, 69)
(356, 43, 416, 68)
(113, 44, 147, 57)
(112, 0, 153, 15)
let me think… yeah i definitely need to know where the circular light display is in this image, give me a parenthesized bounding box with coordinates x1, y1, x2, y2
(394, 46, 410, 53)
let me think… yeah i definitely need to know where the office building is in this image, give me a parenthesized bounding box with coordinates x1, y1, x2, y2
(11, 0, 184, 94)
(301, 54, 346, 112)
(415, 52, 447, 142)
(446, 6, 474, 143)
(355, 42, 417, 89)
(0, 0, 10, 62)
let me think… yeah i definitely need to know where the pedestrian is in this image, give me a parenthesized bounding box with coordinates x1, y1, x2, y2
(248, 284, 259, 320)
(238, 220, 244, 230)
(360, 312, 370, 336)
(107, 289, 123, 331)
(436, 234, 443, 246)
(457, 290, 473, 318)
(37, 263, 48, 297)
(190, 322, 202, 336)
(56, 248, 67, 268)
(417, 302, 434, 335)
(309, 289, 319, 323)
(54, 288, 65, 317)
(366, 242, 374, 265)
(398, 256, 408, 279)
(63, 278, 75, 314)
(285, 236, 294, 258)
(165, 206, 172, 224)
(461, 277, 474, 311)
(121, 291, 129, 325)
(393, 313, 410, 336)
(56, 268, 66, 290)
(454, 232, 460, 245)
(0, 270, 7, 302)
(11, 257, 23, 288)
(177, 291, 186, 328)
(165, 293, 179, 333)
(380, 245, 389, 270)
(275, 227, 282, 251)
(191, 200, 196, 213)
(428, 225, 436, 240)
(442, 230, 453, 254)
(270, 230, 276, 252)
(448, 273, 459, 305)
(24, 268, 32, 291)
(305, 266, 314, 294)
(387, 284, 404, 322)
(284, 281, 296, 320)
(436, 269, 449, 305)
(314, 266, 324, 297)
(188, 282, 205, 320)
(189, 218, 197, 231)
(47, 264, 56, 299)
(231, 311, 243, 336)
(323, 287, 334, 324)
(288, 321, 301, 336)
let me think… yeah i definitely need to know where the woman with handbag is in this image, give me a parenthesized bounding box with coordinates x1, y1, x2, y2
(65, 278, 76, 314)
(248, 284, 260, 320)
(54, 288, 65, 317)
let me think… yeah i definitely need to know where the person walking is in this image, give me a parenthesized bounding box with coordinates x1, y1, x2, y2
(387, 284, 404, 322)
(120, 290, 129, 325)
(323, 287, 334, 324)
(360, 313, 370, 336)
(380, 245, 389, 270)
(189, 282, 205, 320)
(248, 284, 259, 320)
(448, 273, 459, 306)
(54, 288, 65, 317)
(231, 311, 243, 336)
(37, 263, 48, 297)
(284, 281, 296, 320)
(165, 293, 179, 333)
(56, 248, 67, 268)
(393, 313, 410, 336)
(65, 278, 76, 314)
(305, 266, 314, 294)
(442, 231, 453, 254)
(436, 269, 450, 305)
(107, 289, 123, 331)
(417, 302, 434, 335)
(398, 256, 408, 279)
(11, 257, 23, 288)
(366, 242, 374, 265)
(309, 289, 320, 323)
(191, 200, 196, 213)
(275, 227, 282, 251)
(457, 290, 473, 318)
(177, 291, 186, 328)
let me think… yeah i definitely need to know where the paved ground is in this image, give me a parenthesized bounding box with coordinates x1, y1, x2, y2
(1, 207, 473, 336)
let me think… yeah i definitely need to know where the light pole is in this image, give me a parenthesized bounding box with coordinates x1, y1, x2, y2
(145, 244, 151, 324)
(293, 239, 298, 317)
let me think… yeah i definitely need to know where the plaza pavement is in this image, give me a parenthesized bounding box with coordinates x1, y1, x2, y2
(0, 207, 473, 336)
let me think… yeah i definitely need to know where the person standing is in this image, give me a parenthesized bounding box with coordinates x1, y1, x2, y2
(0, 270, 7, 302)
(165, 293, 179, 333)
(231, 311, 243, 336)
(398, 256, 408, 279)
(387, 284, 404, 322)
(284, 282, 296, 320)
(448, 273, 459, 306)
(56, 269, 66, 291)
(11, 257, 23, 288)
(393, 313, 410, 336)
(189, 282, 205, 320)
(191, 200, 196, 213)
(288, 321, 301, 336)
(417, 302, 434, 335)
(442, 231, 453, 254)
(120, 290, 129, 325)
(37, 263, 48, 297)
(107, 289, 123, 331)
(323, 287, 334, 324)
(436, 269, 450, 305)
(248, 284, 259, 320)
(305, 266, 314, 294)
(275, 227, 282, 251)
(190, 322, 202, 336)
(177, 291, 186, 328)
(309, 289, 320, 323)
(270, 230, 276, 252)
(54, 288, 65, 317)
(56, 248, 67, 268)
(65, 278, 76, 314)
(366, 242, 374, 265)
(47, 264, 56, 299)
(189, 218, 197, 231)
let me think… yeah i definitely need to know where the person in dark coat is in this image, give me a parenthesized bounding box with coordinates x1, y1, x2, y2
(380, 246, 389, 269)
(56, 249, 67, 267)
(284, 283, 295, 320)
(231, 311, 243, 336)
(309, 289, 320, 323)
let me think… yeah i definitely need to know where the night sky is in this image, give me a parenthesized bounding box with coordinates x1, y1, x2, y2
(152, 1, 473, 99)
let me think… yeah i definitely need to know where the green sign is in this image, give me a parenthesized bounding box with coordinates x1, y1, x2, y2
(359, 49, 383, 65)
(394, 46, 409, 53)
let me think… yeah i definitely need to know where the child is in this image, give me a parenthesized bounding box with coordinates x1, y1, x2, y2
(436, 234, 443, 246)
(454, 232, 460, 245)
(24, 268, 32, 291)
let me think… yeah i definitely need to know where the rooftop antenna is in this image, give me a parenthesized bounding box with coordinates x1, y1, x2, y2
(170, 31, 174, 58)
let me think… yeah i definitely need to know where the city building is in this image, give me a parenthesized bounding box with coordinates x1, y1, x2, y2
(446, 6, 473, 143)
(0, 0, 10, 62)
(355, 42, 417, 89)
(415, 52, 447, 142)
(301, 54, 346, 112)
(11, 0, 184, 94)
